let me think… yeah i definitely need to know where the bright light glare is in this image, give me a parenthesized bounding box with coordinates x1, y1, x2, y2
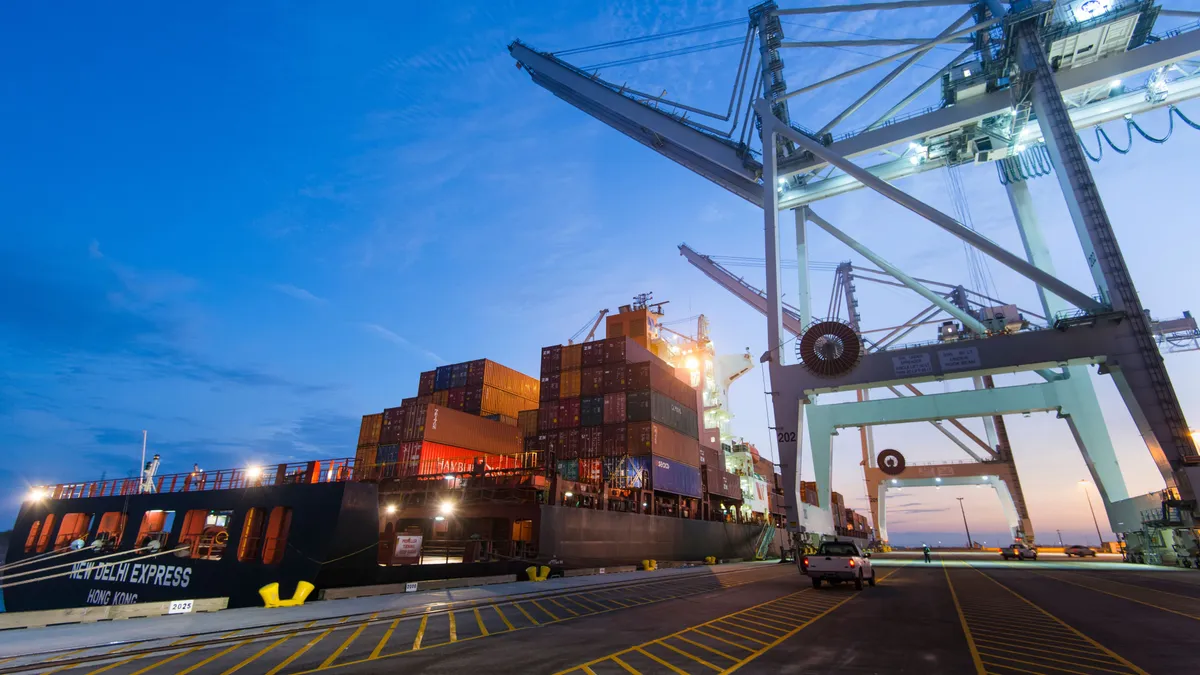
(890, 479, 898, 484)
(385, 504, 397, 515)
(434, 515, 445, 521)
(25, 487, 48, 502)
(1073, 0, 1112, 22)
(778, 178, 787, 186)
(564, 491, 574, 498)
(909, 156, 921, 165)
(962, 68, 972, 77)
(444, 474, 455, 481)
(439, 501, 454, 516)
(1109, 79, 1122, 88)
(685, 357, 700, 371)
(935, 477, 942, 483)
(1014, 144, 1025, 153)
(246, 466, 263, 481)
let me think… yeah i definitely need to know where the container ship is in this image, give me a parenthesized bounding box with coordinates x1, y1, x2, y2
(4, 298, 875, 612)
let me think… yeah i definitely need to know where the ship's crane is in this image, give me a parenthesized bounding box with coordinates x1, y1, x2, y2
(568, 309, 610, 345)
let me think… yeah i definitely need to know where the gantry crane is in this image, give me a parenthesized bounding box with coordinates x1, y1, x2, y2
(568, 309, 610, 345)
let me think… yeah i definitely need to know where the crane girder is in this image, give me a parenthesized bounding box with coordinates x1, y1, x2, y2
(678, 244, 806, 336)
(509, 42, 764, 204)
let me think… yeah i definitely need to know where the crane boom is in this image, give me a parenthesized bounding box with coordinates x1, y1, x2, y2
(569, 309, 610, 345)
(679, 244, 807, 336)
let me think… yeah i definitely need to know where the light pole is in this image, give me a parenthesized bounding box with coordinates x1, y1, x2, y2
(956, 497, 973, 549)
(1079, 480, 1105, 547)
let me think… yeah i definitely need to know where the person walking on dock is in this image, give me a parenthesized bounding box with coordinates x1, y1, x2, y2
(923, 544, 932, 563)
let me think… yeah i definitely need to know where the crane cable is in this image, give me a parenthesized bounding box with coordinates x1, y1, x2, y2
(553, 18, 747, 57)
(1079, 105, 1200, 162)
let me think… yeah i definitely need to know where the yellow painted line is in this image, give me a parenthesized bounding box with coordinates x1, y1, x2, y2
(735, 611, 795, 630)
(514, 602, 540, 625)
(1082, 572, 1200, 599)
(532, 599, 561, 621)
(973, 567, 1148, 675)
(448, 611, 458, 642)
(412, 615, 429, 650)
(320, 623, 368, 668)
(977, 650, 1110, 674)
(972, 634, 1126, 661)
(968, 627, 1114, 656)
(944, 566, 986, 675)
(673, 634, 737, 663)
(472, 607, 489, 636)
(85, 652, 152, 675)
(611, 655, 641, 674)
(549, 597, 580, 616)
(636, 647, 690, 675)
(975, 644, 1136, 673)
(721, 566, 906, 674)
(221, 635, 292, 675)
(1040, 572, 1200, 621)
(176, 642, 247, 675)
(125, 648, 200, 675)
(703, 624, 769, 646)
(657, 639, 722, 671)
(562, 595, 600, 613)
(715, 620, 781, 639)
(493, 605, 516, 631)
(582, 666, 598, 675)
(266, 628, 333, 675)
(370, 618, 401, 659)
(691, 628, 757, 653)
(960, 613, 1075, 633)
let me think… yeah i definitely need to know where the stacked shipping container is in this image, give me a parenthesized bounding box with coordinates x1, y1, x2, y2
(534, 336, 704, 498)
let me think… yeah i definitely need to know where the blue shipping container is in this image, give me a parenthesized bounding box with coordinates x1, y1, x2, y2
(651, 457, 701, 498)
(435, 365, 453, 391)
(377, 444, 400, 464)
(602, 456, 649, 488)
(556, 459, 579, 482)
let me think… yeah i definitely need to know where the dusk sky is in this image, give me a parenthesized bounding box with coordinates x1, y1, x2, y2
(3, 1, 1197, 546)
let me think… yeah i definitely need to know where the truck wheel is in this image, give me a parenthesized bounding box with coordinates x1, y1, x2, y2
(812, 576, 821, 589)
(867, 571, 876, 587)
(854, 573, 863, 591)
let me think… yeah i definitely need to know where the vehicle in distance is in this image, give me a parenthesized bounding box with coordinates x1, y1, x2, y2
(1064, 545, 1096, 557)
(1001, 543, 1038, 560)
(803, 540, 875, 590)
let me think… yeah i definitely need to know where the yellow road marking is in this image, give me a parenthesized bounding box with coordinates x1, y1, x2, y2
(703, 624, 769, 646)
(532, 599, 560, 621)
(716, 620, 780, 639)
(611, 655, 640, 674)
(493, 605, 516, 631)
(370, 619, 401, 659)
(975, 646, 1136, 674)
(514, 602, 540, 625)
(971, 636, 1128, 664)
(976, 650, 1113, 674)
(1039, 572, 1200, 621)
(673, 634, 737, 663)
(221, 635, 292, 675)
(973, 567, 1149, 674)
(658, 639, 722, 671)
(562, 595, 598, 613)
(266, 629, 333, 675)
(126, 648, 199, 675)
(581, 666, 598, 675)
(968, 627, 1118, 657)
(944, 566, 986, 675)
(85, 651, 154, 675)
(320, 623, 368, 668)
(691, 628, 757, 652)
(1082, 572, 1200, 598)
(573, 595, 609, 611)
(412, 615, 429, 650)
(736, 611, 794, 629)
(449, 611, 458, 642)
(636, 647, 689, 675)
(176, 642, 247, 675)
(473, 607, 489, 636)
(550, 597, 579, 616)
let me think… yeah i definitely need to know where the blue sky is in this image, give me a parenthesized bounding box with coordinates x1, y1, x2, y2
(2, 1, 1197, 546)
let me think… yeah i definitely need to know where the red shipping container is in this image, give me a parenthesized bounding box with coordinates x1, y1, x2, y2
(579, 458, 602, 484)
(561, 428, 580, 460)
(447, 387, 466, 411)
(603, 392, 626, 425)
(602, 424, 628, 457)
(581, 341, 605, 368)
(417, 441, 521, 476)
(627, 361, 681, 397)
(539, 374, 560, 402)
(580, 427, 602, 458)
(399, 441, 423, 476)
(602, 364, 627, 394)
(418, 370, 436, 396)
(581, 366, 605, 396)
(541, 345, 562, 376)
(628, 420, 652, 456)
(463, 386, 482, 414)
(627, 421, 700, 467)
(538, 401, 556, 431)
(603, 336, 626, 364)
(555, 399, 569, 429)
(563, 397, 581, 428)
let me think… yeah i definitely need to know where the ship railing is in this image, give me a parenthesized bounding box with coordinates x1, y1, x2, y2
(35, 458, 359, 500)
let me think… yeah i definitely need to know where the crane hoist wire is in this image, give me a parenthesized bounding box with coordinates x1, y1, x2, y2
(943, 163, 998, 305)
(582, 36, 747, 71)
(553, 18, 748, 57)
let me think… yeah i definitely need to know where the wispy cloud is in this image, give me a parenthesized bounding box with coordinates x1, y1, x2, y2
(271, 283, 327, 304)
(362, 323, 445, 365)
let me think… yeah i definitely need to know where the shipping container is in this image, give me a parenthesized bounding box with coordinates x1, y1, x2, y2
(402, 402, 427, 441)
(399, 442, 422, 476)
(524, 435, 541, 454)
(563, 397, 581, 428)
(431, 389, 449, 407)
(627, 421, 700, 467)
(415, 441, 525, 476)
(603, 455, 649, 488)
(518, 409, 539, 438)
(538, 401, 556, 431)
(674, 378, 698, 411)
(418, 370, 436, 396)
(700, 427, 721, 451)
(557, 459, 578, 482)
(421, 404, 522, 455)
(539, 374, 560, 402)
(466, 359, 540, 400)
(463, 386, 482, 414)
(467, 384, 539, 420)
(652, 391, 698, 439)
(579, 458, 602, 484)
(602, 364, 627, 394)
(580, 395, 604, 427)
(554, 399, 568, 429)
(449, 363, 469, 389)
(603, 336, 626, 364)
(651, 457, 702, 498)
(560, 368, 581, 399)
(435, 365, 453, 391)
(561, 344, 583, 371)
(562, 428, 580, 460)
(601, 424, 627, 457)
(581, 341, 604, 368)
(580, 426, 602, 458)
(541, 345, 562, 376)
(356, 443, 378, 466)
(581, 366, 605, 396)
(602, 392, 626, 425)
(380, 406, 406, 444)
(378, 444, 400, 464)
(447, 387, 466, 411)
(358, 413, 383, 446)
(627, 360, 685, 398)
(626, 389, 651, 423)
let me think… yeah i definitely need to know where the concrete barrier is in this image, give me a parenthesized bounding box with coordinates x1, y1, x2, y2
(318, 574, 518, 600)
(0, 598, 228, 630)
(563, 565, 637, 577)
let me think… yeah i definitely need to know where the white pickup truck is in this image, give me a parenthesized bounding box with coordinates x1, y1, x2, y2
(803, 541, 875, 590)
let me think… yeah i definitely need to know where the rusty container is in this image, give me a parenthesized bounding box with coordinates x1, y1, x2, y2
(626, 421, 700, 467)
(602, 363, 627, 394)
(421, 404, 522, 455)
(418, 370, 436, 396)
(581, 340, 605, 368)
(603, 392, 626, 425)
(358, 413, 383, 446)
(559, 368, 581, 399)
(581, 366, 605, 396)
(518, 409, 539, 438)
(380, 406, 406, 444)
(602, 423, 628, 457)
(447, 387, 467, 411)
(561, 344, 583, 371)
(580, 426, 603, 458)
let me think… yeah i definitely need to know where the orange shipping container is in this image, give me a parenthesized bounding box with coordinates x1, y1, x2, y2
(518, 409, 539, 438)
(356, 443, 378, 466)
(479, 385, 540, 420)
(559, 368, 581, 399)
(358, 413, 383, 446)
(561, 344, 583, 371)
(431, 389, 450, 407)
(414, 441, 532, 476)
(422, 404, 522, 455)
(477, 360, 540, 401)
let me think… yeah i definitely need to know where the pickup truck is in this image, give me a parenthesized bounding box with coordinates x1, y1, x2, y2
(803, 541, 875, 590)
